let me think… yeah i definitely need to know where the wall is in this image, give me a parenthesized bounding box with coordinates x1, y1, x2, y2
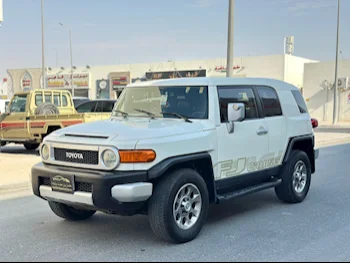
(303, 59, 350, 122)
(284, 55, 319, 91)
(7, 54, 311, 99)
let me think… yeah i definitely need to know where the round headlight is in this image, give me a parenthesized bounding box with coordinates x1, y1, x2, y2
(102, 149, 118, 168)
(41, 144, 50, 161)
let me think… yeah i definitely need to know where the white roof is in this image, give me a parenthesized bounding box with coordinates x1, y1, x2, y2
(127, 77, 298, 91)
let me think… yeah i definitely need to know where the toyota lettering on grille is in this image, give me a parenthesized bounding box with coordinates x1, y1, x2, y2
(66, 152, 84, 160)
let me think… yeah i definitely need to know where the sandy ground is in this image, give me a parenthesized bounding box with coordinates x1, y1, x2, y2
(0, 145, 40, 185)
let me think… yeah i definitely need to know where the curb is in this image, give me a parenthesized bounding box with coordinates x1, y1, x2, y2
(0, 181, 31, 195)
(316, 137, 350, 148)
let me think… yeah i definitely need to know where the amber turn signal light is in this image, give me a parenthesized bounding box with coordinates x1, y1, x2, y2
(119, 150, 156, 163)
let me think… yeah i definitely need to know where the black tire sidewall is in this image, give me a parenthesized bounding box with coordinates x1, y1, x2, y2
(285, 150, 312, 201)
(165, 170, 209, 243)
(24, 143, 40, 151)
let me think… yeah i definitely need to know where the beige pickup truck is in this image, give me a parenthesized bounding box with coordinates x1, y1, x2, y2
(0, 89, 113, 150)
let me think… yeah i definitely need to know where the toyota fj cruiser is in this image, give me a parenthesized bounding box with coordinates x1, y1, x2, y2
(31, 77, 319, 243)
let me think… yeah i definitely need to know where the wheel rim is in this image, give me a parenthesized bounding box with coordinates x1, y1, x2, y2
(293, 160, 307, 193)
(173, 183, 202, 230)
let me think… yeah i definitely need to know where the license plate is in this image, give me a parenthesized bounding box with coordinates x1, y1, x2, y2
(51, 175, 75, 194)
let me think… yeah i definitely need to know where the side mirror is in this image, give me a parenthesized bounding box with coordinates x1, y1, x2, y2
(227, 103, 245, 133)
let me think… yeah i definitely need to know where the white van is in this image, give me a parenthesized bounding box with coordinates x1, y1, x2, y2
(0, 99, 10, 114)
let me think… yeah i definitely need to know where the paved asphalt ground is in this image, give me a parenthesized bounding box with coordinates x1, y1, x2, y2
(1, 143, 350, 262)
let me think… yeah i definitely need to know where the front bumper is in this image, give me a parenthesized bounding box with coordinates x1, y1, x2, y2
(31, 162, 153, 214)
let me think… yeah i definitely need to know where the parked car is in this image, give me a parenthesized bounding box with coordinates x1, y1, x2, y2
(0, 90, 112, 150)
(75, 99, 117, 113)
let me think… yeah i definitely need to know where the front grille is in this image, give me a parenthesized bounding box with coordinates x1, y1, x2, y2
(53, 148, 99, 165)
(39, 177, 93, 193)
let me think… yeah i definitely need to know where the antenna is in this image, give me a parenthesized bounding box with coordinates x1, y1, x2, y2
(284, 36, 295, 55)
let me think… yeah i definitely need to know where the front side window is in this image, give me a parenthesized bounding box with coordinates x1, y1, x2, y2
(76, 101, 97, 113)
(112, 86, 208, 119)
(9, 95, 28, 113)
(257, 86, 282, 117)
(217, 86, 258, 122)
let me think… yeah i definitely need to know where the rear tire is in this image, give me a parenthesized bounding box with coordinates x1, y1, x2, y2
(24, 143, 40, 151)
(48, 201, 96, 221)
(275, 150, 312, 203)
(35, 103, 60, 115)
(148, 168, 209, 244)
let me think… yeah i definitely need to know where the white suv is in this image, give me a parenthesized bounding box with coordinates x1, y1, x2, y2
(31, 77, 319, 243)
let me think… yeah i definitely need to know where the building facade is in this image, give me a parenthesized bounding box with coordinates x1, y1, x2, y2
(303, 59, 350, 122)
(0, 77, 7, 99)
(6, 54, 317, 100)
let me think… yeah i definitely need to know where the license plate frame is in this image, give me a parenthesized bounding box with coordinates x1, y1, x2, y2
(50, 174, 75, 194)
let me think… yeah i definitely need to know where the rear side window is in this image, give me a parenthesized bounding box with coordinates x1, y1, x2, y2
(257, 86, 282, 117)
(291, 90, 308, 113)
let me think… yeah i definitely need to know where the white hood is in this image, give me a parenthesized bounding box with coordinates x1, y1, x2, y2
(52, 117, 214, 142)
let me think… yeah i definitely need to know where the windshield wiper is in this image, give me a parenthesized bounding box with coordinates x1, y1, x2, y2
(114, 110, 129, 118)
(134, 109, 156, 119)
(161, 112, 192, 123)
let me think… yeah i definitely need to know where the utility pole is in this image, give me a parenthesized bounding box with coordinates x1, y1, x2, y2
(53, 49, 59, 67)
(332, 0, 340, 125)
(226, 0, 235, 77)
(59, 23, 74, 96)
(41, 0, 46, 89)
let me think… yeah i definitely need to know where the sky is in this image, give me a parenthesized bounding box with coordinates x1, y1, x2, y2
(0, 0, 349, 79)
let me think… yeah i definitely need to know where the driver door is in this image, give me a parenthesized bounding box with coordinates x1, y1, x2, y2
(1, 94, 29, 139)
(215, 85, 270, 193)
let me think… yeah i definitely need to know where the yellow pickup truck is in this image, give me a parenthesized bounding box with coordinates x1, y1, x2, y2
(0, 89, 113, 150)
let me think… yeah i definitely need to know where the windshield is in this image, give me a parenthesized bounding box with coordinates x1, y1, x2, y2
(112, 86, 208, 120)
(9, 95, 28, 113)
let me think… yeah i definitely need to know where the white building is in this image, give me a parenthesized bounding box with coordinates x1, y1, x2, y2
(303, 59, 350, 122)
(0, 77, 7, 99)
(7, 54, 317, 100)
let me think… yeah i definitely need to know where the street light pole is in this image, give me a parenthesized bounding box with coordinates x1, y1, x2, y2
(41, 0, 46, 89)
(53, 48, 59, 68)
(226, 0, 235, 77)
(59, 22, 74, 97)
(332, 0, 341, 125)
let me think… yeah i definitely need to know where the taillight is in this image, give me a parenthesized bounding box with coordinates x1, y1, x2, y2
(311, 118, 318, 128)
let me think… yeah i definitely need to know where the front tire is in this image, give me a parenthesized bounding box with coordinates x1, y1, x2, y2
(148, 168, 209, 244)
(48, 201, 96, 221)
(275, 150, 312, 203)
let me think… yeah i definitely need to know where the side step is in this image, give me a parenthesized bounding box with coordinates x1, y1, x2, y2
(216, 179, 282, 203)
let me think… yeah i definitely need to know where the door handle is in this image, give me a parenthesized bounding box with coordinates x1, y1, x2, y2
(257, 126, 268, 135)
